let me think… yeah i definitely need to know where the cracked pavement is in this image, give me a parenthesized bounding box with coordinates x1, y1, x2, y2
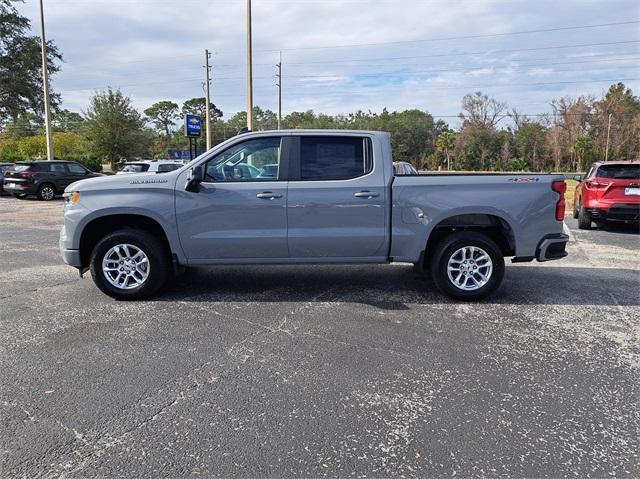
(1, 197, 639, 478)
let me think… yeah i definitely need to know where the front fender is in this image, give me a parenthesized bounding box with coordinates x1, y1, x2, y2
(63, 186, 186, 265)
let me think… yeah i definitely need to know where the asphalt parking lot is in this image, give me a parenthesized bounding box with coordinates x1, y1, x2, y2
(1, 196, 639, 478)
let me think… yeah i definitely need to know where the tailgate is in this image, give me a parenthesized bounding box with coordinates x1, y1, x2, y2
(600, 179, 640, 202)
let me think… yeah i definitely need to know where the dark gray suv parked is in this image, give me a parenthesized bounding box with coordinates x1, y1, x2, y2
(3, 161, 103, 200)
(0, 163, 15, 195)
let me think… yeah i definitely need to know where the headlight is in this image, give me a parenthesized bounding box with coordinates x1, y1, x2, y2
(63, 191, 81, 205)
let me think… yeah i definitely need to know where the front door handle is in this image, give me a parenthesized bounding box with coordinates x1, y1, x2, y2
(256, 191, 282, 200)
(354, 190, 380, 199)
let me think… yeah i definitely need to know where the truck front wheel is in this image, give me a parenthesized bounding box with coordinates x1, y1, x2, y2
(430, 232, 505, 301)
(89, 229, 170, 300)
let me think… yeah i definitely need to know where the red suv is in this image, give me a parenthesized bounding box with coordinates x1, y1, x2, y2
(573, 160, 640, 229)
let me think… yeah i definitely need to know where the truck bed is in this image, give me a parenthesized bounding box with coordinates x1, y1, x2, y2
(389, 173, 566, 262)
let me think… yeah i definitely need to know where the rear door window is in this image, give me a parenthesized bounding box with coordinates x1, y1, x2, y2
(49, 163, 67, 173)
(298, 136, 371, 181)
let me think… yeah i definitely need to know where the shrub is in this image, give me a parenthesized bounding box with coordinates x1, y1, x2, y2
(508, 157, 529, 172)
(18, 135, 46, 159)
(0, 138, 21, 162)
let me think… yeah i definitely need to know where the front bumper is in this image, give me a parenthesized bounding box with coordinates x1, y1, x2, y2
(61, 248, 82, 268)
(587, 204, 640, 222)
(60, 223, 83, 268)
(536, 233, 569, 262)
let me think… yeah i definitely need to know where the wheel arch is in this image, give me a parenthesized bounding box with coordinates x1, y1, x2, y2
(78, 214, 174, 268)
(38, 181, 57, 195)
(423, 213, 516, 266)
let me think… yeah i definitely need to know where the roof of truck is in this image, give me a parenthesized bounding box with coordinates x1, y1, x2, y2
(240, 129, 389, 136)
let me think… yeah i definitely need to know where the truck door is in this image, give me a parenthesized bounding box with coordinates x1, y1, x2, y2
(175, 136, 289, 261)
(286, 135, 388, 259)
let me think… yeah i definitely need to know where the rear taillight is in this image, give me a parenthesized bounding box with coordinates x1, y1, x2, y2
(584, 180, 610, 189)
(552, 180, 566, 221)
(19, 171, 38, 178)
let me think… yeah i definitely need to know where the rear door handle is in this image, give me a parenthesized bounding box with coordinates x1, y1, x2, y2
(354, 190, 380, 199)
(256, 191, 282, 200)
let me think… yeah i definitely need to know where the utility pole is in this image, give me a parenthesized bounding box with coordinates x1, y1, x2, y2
(605, 112, 612, 162)
(39, 0, 54, 160)
(276, 51, 282, 130)
(204, 49, 212, 150)
(246, 0, 254, 130)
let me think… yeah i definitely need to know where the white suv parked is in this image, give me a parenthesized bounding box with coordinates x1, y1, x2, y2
(116, 160, 184, 175)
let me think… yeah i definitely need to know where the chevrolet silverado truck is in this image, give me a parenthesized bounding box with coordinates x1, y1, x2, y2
(60, 130, 569, 301)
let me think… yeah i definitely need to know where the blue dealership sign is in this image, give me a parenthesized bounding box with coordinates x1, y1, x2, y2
(185, 114, 202, 137)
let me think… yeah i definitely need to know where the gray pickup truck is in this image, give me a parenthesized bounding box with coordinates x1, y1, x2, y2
(60, 130, 569, 301)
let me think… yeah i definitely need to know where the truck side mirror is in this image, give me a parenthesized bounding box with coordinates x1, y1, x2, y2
(186, 165, 204, 192)
(573, 174, 583, 182)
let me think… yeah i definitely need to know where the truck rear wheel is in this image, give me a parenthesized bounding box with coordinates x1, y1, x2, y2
(89, 229, 170, 300)
(430, 232, 505, 301)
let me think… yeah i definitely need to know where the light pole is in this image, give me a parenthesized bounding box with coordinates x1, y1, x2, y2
(39, 0, 54, 160)
(605, 112, 612, 162)
(246, 0, 254, 130)
(204, 49, 212, 150)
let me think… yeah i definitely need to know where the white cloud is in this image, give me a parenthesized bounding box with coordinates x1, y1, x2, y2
(18, 0, 640, 125)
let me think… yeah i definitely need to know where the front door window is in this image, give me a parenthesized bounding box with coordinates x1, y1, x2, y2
(204, 138, 281, 182)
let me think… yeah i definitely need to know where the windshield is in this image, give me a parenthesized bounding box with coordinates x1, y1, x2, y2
(596, 164, 640, 179)
(121, 163, 150, 173)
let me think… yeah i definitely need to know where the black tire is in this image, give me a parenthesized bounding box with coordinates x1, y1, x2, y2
(13, 193, 28, 199)
(89, 229, 170, 300)
(573, 200, 579, 219)
(37, 183, 56, 201)
(430, 231, 505, 301)
(577, 206, 592, 230)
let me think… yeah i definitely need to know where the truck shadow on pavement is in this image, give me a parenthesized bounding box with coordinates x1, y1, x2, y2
(591, 222, 640, 235)
(162, 264, 640, 309)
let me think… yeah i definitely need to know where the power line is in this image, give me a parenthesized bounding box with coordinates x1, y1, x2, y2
(276, 40, 640, 66)
(207, 56, 640, 82)
(55, 62, 638, 93)
(57, 30, 639, 70)
(276, 51, 282, 129)
(261, 20, 640, 52)
(269, 78, 640, 97)
(56, 77, 631, 97)
(59, 51, 638, 81)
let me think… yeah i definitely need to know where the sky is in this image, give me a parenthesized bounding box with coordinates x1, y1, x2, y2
(18, 0, 640, 127)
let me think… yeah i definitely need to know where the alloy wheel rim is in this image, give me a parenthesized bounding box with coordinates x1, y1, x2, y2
(447, 246, 493, 291)
(102, 244, 150, 290)
(41, 187, 54, 200)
